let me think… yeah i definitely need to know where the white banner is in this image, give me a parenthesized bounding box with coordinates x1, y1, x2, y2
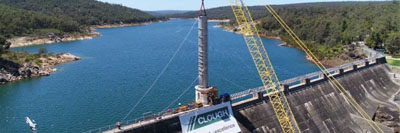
(179, 102, 241, 133)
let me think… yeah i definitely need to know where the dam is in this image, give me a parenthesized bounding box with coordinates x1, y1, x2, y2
(94, 1, 400, 132)
(99, 55, 399, 133)
(1, 1, 398, 132)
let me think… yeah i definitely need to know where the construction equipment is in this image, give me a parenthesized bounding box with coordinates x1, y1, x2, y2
(193, 102, 203, 108)
(228, 0, 300, 132)
(176, 105, 189, 112)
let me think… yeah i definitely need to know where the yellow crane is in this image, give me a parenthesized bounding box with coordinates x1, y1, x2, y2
(228, 0, 300, 132)
(227, 0, 383, 132)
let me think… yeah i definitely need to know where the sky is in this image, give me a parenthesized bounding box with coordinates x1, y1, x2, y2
(97, 0, 387, 11)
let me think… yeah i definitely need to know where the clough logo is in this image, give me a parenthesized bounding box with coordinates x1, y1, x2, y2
(179, 102, 241, 133)
(187, 107, 230, 132)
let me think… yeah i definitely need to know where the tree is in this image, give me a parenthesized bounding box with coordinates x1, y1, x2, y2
(385, 32, 400, 55)
(365, 34, 377, 48)
(365, 31, 383, 48)
(0, 35, 11, 53)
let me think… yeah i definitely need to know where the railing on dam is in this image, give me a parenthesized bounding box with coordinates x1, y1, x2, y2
(84, 101, 205, 133)
(84, 110, 180, 133)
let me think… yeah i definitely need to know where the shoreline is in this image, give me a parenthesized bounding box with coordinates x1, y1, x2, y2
(8, 32, 101, 48)
(208, 19, 230, 22)
(170, 18, 231, 22)
(215, 23, 292, 47)
(90, 20, 165, 30)
(7, 20, 165, 48)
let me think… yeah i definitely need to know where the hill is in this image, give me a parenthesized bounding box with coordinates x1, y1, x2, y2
(170, 1, 400, 60)
(168, 2, 393, 19)
(0, 4, 82, 38)
(0, 0, 161, 25)
(257, 2, 399, 58)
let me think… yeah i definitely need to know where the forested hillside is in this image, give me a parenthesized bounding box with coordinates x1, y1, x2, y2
(169, 2, 393, 19)
(258, 2, 400, 57)
(0, 0, 160, 25)
(171, 2, 400, 56)
(0, 4, 82, 38)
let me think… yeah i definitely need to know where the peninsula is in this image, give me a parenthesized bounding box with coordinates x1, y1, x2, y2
(0, 51, 80, 84)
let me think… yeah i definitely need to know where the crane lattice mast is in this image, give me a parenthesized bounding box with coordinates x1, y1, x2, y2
(228, 0, 300, 132)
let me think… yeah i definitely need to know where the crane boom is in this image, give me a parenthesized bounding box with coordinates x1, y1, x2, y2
(228, 0, 300, 132)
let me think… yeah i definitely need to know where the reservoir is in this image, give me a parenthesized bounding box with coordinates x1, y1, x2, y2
(0, 19, 318, 132)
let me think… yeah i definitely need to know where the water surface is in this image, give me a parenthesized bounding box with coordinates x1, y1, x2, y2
(1, 19, 318, 132)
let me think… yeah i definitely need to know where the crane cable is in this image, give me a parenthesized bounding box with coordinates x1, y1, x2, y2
(264, 4, 384, 133)
(121, 20, 198, 121)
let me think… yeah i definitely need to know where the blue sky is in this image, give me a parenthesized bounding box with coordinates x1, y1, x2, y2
(98, 0, 386, 11)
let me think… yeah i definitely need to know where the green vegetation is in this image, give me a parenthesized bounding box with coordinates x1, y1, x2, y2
(0, 0, 163, 37)
(387, 59, 400, 66)
(0, 0, 162, 26)
(0, 4, 82, 38)
(384, 32, 400, 56)
(1, 51, 41, 65)
(171, 2, 400, 59)
(0, 48, 53, 65)
(259, 2, 399, 59)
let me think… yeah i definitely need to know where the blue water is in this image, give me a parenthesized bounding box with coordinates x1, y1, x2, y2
(0, 19, 318, 132)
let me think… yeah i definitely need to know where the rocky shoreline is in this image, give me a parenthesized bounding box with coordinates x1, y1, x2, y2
(0, 53, 80, 85)
(8, 32, 100, 48)
(208, 19, 230, 22)
(90, 20, 164, 29)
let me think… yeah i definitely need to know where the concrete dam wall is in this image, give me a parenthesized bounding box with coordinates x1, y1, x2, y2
(235, 64, 397, 133)
(111, 57, 399, 133)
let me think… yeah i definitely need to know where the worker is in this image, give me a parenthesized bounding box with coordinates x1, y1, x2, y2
(167, 109, 171, 114)
(116, 122, 121, 130)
